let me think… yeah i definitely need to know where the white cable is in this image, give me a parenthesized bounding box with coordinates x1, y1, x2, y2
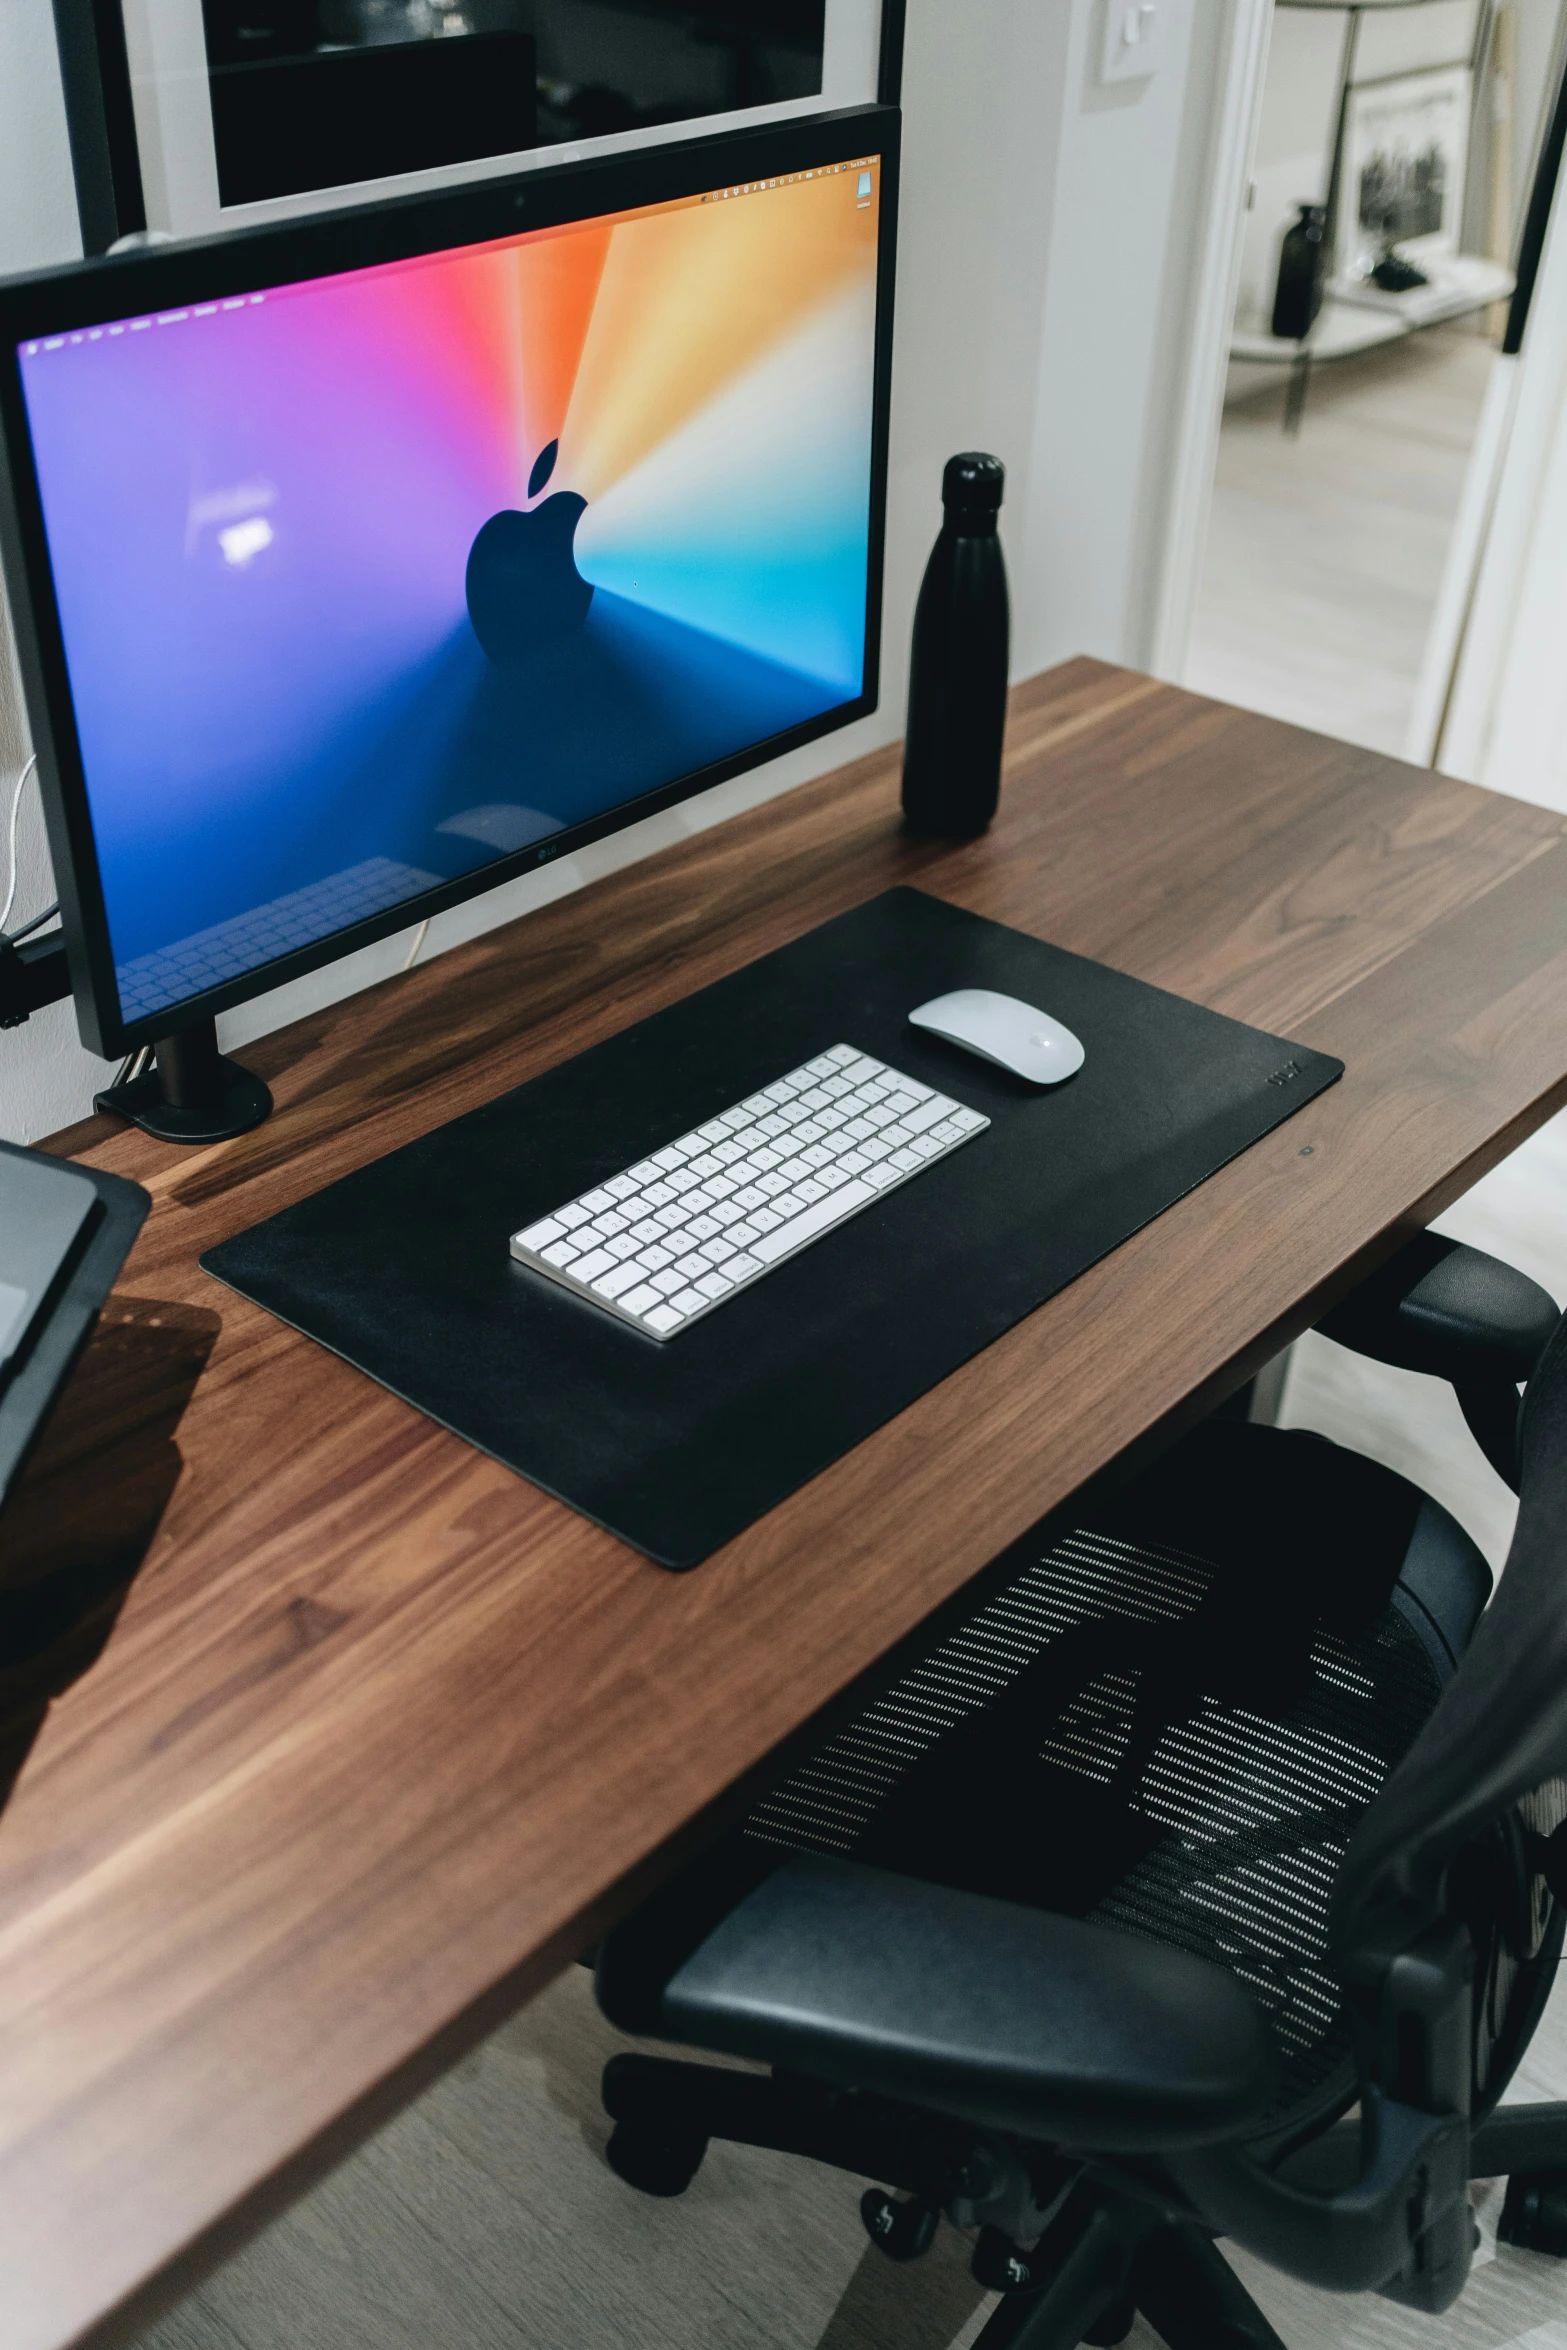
(0, 753, 40, 938)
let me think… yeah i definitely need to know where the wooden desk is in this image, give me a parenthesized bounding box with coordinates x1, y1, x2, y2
(6, 659, 1567, 2350)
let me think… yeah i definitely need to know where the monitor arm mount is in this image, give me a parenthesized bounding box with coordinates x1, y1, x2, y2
(0, 925, 70, 1029)
(2, 928, 272, 1144)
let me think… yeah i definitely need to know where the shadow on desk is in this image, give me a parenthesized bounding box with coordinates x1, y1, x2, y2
(0, 1294, 218, 1809)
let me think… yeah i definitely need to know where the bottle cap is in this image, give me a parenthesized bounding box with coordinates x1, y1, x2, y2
(942, 451, 1005, 518)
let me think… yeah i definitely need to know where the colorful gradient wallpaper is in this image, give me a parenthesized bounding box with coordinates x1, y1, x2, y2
(17, 163, 881, 1025)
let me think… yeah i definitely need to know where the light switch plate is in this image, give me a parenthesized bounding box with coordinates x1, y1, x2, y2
(1101, 0, 1167, 83)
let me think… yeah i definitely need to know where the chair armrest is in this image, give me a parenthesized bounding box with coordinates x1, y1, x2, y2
(599, 1853, 1275, 2153)
(1316, 1235, 1559, 1487)
(1317, 1234, 1557, 1388)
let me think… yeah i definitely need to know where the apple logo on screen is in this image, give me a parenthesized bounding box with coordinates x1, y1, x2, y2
(465, 440, 594, 667)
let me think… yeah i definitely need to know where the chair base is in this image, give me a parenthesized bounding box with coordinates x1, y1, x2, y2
(1475, 2102, 1567, 2256)
(602, 2064, 1567, 2349)
(603, 2056, 1290, 2347)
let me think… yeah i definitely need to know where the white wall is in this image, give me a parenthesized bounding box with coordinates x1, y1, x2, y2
(0, 0, 1247, 1143)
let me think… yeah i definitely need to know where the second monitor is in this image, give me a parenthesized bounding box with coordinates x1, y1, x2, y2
(0, 107, 897, 1139)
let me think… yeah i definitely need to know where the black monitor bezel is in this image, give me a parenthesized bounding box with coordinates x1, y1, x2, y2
(0, 103, 898, 1059)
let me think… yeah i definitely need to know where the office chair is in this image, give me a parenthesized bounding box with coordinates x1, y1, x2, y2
(594, 1230, 1567, 2348)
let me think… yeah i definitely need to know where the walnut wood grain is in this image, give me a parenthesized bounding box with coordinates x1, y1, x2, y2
(5, 658, 1567, 2350)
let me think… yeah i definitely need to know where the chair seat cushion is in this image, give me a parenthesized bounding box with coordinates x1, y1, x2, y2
(645, 1853, 1278, 2150)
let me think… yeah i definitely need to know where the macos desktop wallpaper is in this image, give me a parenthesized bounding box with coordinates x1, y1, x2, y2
(18, 163, 880, 1023)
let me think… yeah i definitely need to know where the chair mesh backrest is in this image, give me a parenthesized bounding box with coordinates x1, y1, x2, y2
(1333, 1310, 1567, 1968)
(746, 1522, 1442, 2118)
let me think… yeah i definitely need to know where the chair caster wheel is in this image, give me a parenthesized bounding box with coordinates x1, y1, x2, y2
(972, 2225, 1040, 2293)
(1499, 2168, 1567, 2254)
(861, 2188, 939, 2261)
(605, 2120, 707, 2197)
(1083, 2292, 1137, 2345)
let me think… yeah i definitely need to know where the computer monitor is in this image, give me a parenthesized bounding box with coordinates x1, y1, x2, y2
(0, 106, 896, 1141)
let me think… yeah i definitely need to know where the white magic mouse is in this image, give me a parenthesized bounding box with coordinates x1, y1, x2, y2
(908, 989, 1086, 1086)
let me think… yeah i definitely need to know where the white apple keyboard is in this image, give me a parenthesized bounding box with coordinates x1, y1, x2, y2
(510, 1044, 989, 1339)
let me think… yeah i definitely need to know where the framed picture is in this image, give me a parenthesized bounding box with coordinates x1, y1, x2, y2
(52, 0, 901, 250)
(1338, 62, 1472, 281)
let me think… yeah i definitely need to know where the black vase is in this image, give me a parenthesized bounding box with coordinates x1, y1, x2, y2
(901, 451, 1010, 839)
(1272, 204, 1327, 341)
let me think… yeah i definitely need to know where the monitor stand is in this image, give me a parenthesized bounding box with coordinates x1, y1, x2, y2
(94, 1017, 273, 1144)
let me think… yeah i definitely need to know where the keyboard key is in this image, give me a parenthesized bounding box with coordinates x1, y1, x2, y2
(671, 1286, 709, 1315)
(673, 1251, 710, 1280)
(620, 1284, 662, 1315)
(596, 1263, 643, 1299)
(727, 1252, 763, 1278)
(516, 1215, 565, 1251)
(540, 1239, 580, 1268)
(951, 1107, 987, 1132)
(580, 1188, 614, 1213)
(644, 1304, 683, 1334)
(571, 1248, 616, 1284)
(753, 1179, 874, 1262)
(686, 1213, 721, 1240)
(649, 1268, 685, 1296)
(697, 1271, 734, 1299)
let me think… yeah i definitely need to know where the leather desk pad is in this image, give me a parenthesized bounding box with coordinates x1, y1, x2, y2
(202, 889, 1342, 1567)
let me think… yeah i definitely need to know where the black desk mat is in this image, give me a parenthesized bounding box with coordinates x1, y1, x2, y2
(203, 890, 1342, 1568)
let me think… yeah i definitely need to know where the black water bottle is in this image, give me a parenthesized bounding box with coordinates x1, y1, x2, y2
(1271, 203, 1327, 340)
(901, 452, 1010, 838)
